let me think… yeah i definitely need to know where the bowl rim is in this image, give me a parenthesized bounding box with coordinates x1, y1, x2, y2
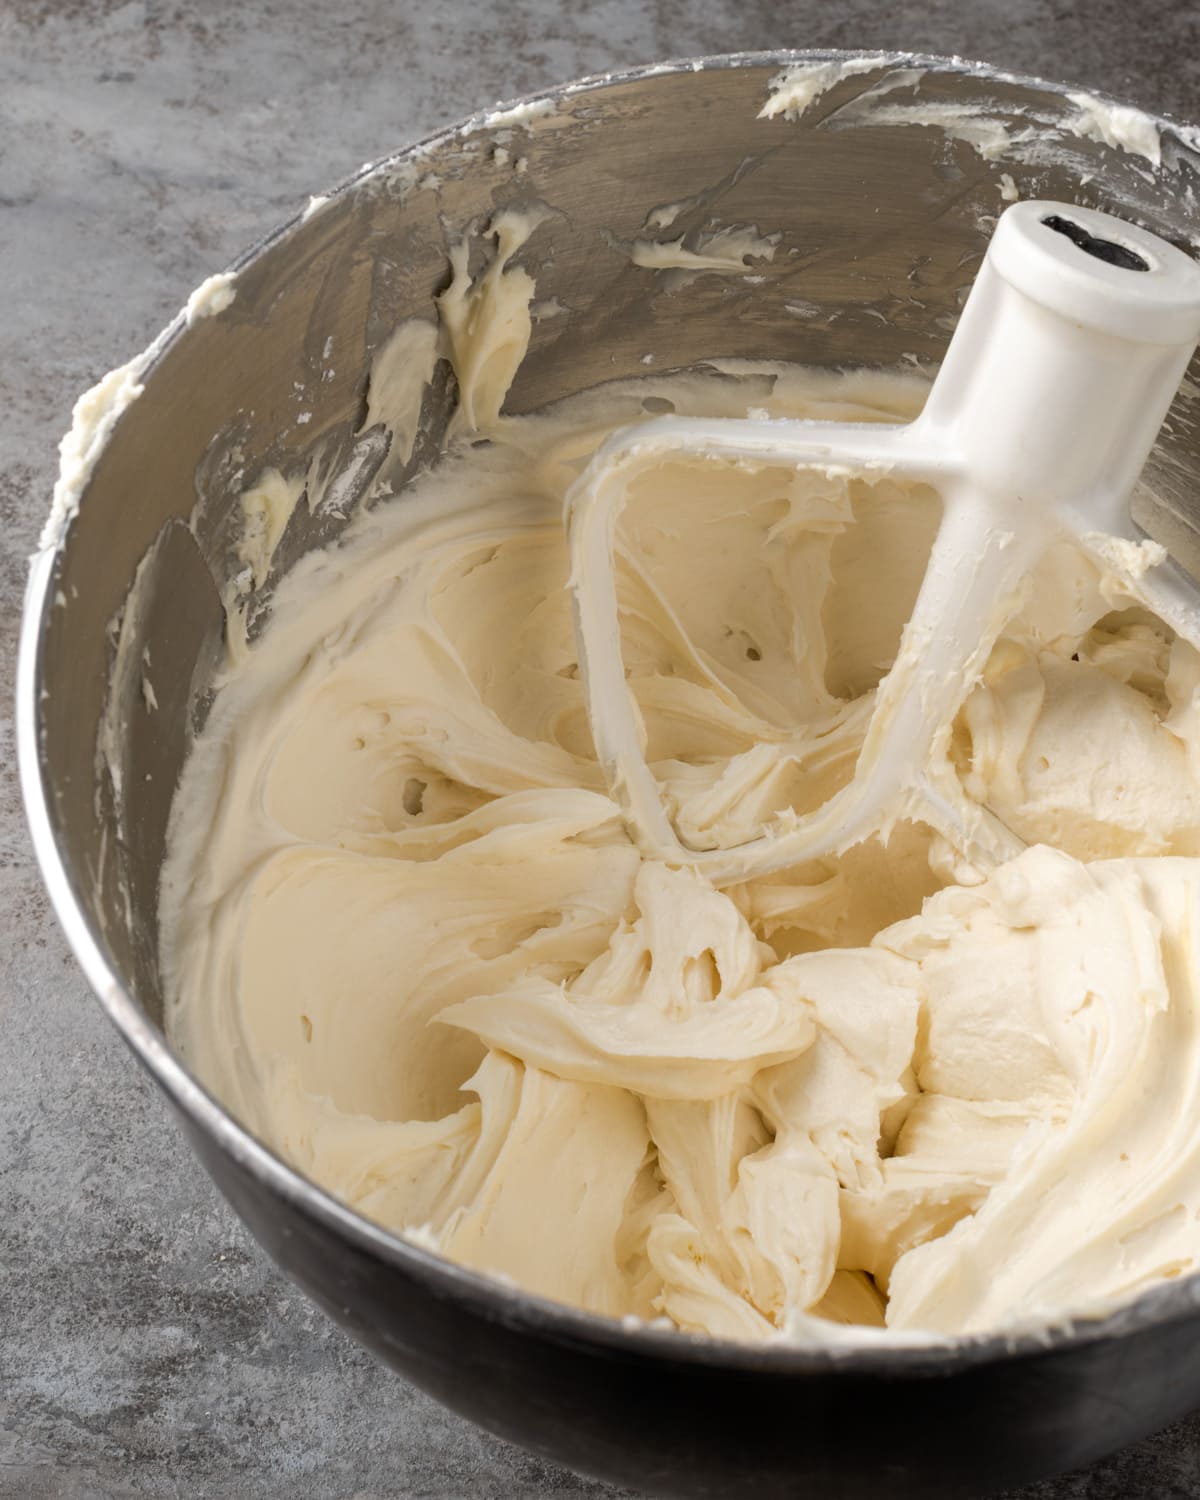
(18, 45, 1200, 1378)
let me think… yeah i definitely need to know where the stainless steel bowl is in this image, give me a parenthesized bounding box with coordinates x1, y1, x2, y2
(19, 51, 1200, 1499)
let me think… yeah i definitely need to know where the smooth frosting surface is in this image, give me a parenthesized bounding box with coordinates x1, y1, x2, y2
(162, 286, 1200, 1342)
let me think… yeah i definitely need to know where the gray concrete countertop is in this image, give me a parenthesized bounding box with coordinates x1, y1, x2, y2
(4, 4, 1200, 1497)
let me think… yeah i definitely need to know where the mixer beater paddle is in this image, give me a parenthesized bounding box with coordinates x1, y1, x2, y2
(565, 201, 1200, 883)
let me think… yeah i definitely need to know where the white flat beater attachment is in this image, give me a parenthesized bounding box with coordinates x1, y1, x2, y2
(566, 202, 1200, 882)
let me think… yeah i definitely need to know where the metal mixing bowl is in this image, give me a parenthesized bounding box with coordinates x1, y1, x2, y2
(19, 51, 1200, 1500)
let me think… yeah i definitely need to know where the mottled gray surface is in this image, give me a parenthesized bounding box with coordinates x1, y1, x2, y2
(4, 3, 1200, 1497)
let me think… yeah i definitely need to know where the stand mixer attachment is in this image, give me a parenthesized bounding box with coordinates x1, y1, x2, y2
(565, 201, 1200, 884)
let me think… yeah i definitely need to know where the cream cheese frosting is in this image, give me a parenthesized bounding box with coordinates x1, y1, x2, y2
(161, 229, 1200, 1344)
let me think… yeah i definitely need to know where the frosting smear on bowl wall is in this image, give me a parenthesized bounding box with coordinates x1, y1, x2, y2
(157, 139, 1200, 1349)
